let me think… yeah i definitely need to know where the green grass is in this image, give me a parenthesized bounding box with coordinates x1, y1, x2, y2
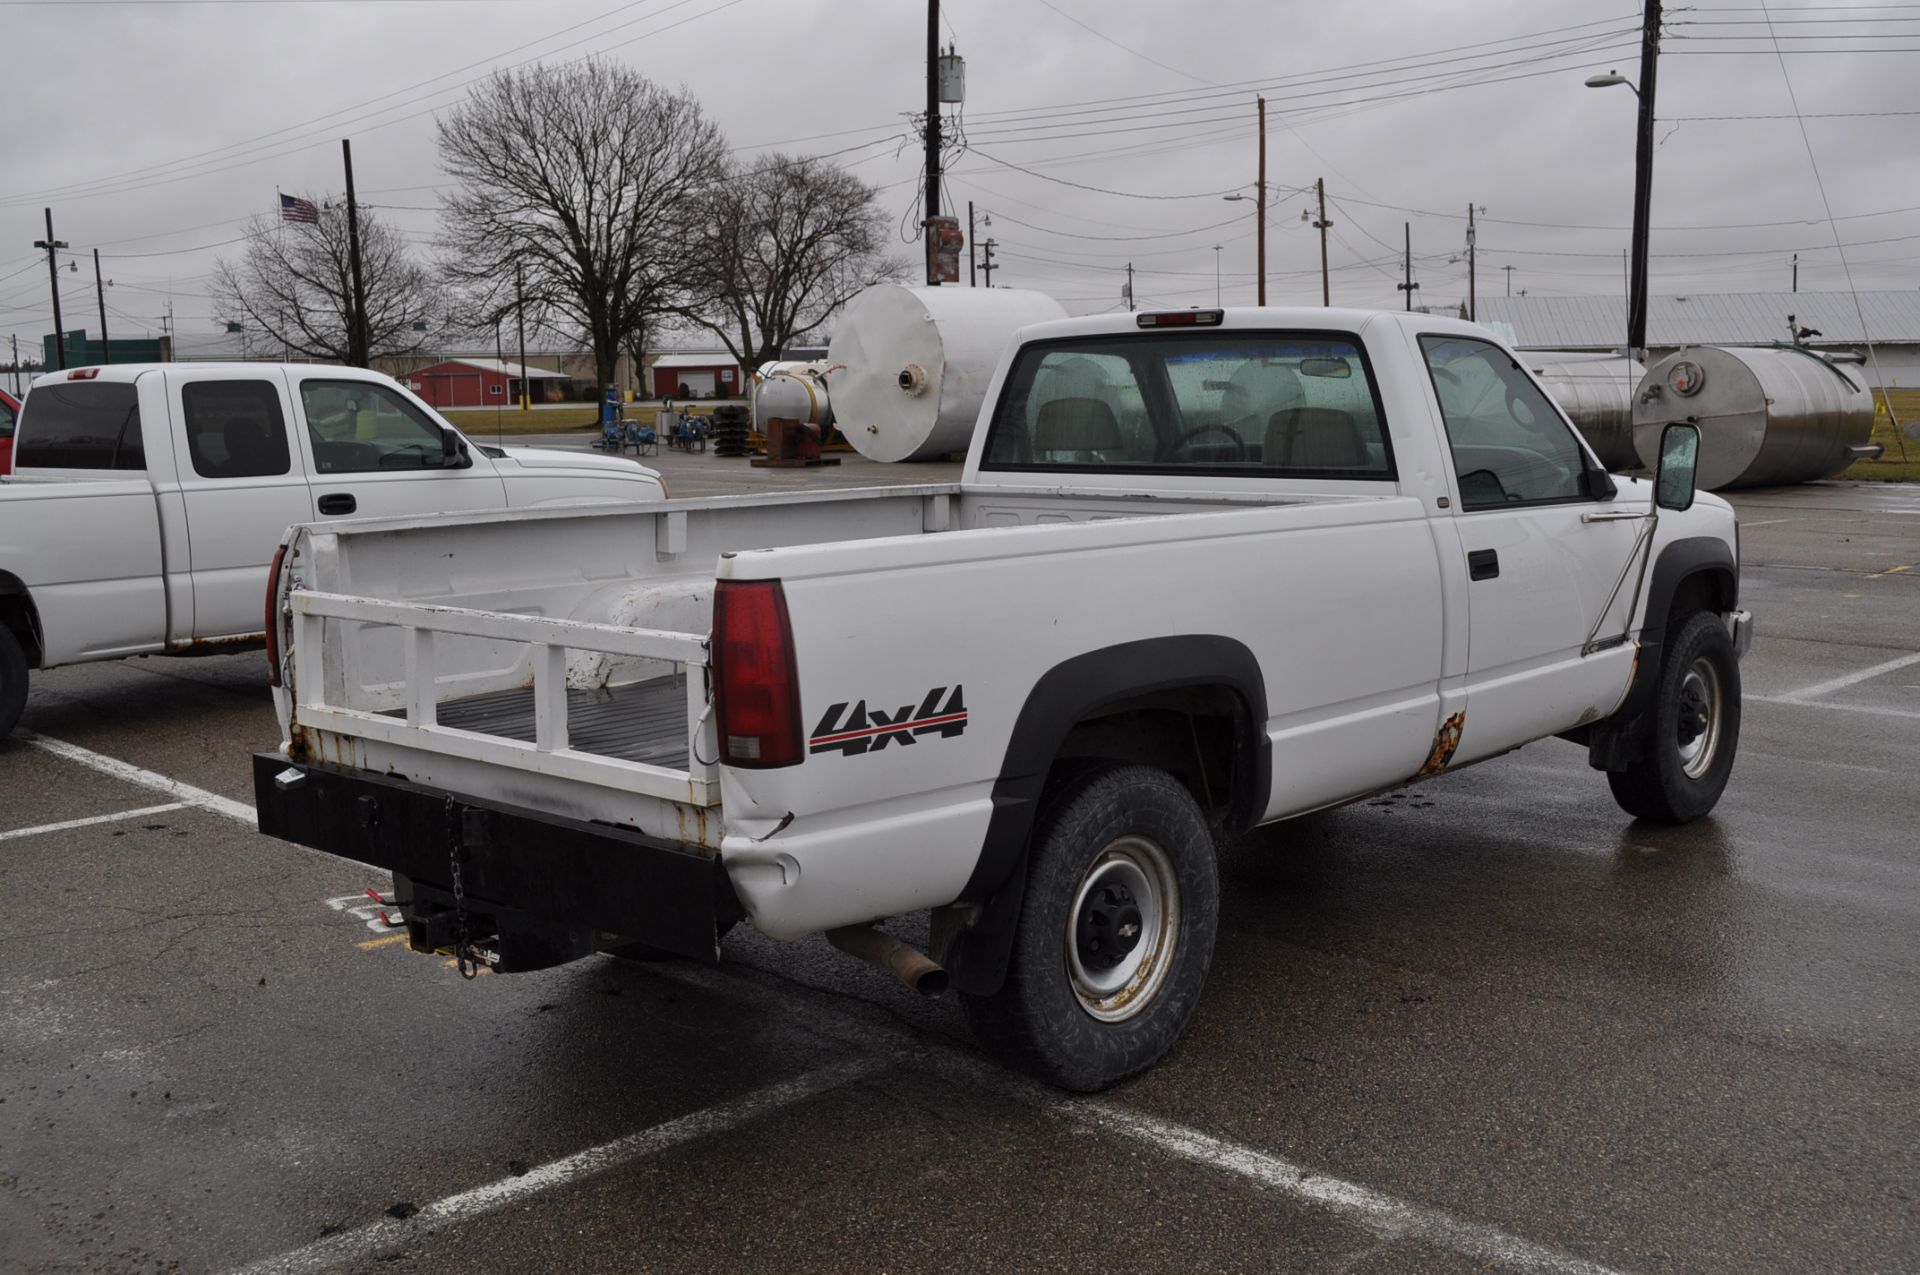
(1840, 389, 1920, 482)
(441, 405, 665, 436)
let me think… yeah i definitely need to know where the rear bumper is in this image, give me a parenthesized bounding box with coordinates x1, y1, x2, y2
(252, 752, 739, 970)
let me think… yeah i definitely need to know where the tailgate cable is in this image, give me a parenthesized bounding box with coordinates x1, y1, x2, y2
(443, 795, 483, 980)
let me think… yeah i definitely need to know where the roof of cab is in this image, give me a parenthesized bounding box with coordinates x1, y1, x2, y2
(28, 362, 401, 390)
(1010, 305, 1503, 346)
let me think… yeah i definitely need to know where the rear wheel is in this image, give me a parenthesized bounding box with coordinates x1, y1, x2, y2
(1608, 610, 1741, 824)
(0, 626, 27, 739)
(962, 762, 1219, 1092)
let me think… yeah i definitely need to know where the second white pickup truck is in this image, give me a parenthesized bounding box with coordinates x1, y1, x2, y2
(252, 308, 1750, 1090)
(0, 362, 664, 735)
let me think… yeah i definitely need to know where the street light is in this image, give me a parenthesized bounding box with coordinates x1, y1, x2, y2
(1584, 70, 1637, 93)
(1222, 190, 1266, 305)
(1584, 0, 1662, 358)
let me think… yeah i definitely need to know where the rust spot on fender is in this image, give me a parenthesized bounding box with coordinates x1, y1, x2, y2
(1417, 712, 1466, 777)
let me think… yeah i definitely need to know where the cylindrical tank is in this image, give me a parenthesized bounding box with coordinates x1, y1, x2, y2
(1633, 345, 1874, 489)
(1531, 355, 1642, 470)
(750, 360, 834, 433)
(827, 285, 1067, 462)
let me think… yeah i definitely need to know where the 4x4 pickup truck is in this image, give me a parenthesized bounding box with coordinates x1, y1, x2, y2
(252, 308, 1750, 1091)
(0, 362, 663, 735)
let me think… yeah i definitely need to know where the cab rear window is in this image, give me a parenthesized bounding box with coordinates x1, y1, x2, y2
(15, 382, 144, 470)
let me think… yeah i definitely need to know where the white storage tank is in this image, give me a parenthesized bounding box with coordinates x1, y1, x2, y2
(827, 285, 1067, 462)
(750, 360, 835, 434)
(1633, 344, 1876, 489)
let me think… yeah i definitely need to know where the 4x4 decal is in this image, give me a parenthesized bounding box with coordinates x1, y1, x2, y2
(809, 686, 967, 756)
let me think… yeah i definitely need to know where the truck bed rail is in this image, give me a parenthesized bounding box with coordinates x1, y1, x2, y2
(288, 588, 718, 805)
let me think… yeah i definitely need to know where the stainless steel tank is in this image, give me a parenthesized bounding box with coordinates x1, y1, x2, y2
(1530, 355, 1641, 470)
(827, 285, 1067, 462)
(1633, 345, 1875, 489)
(750, 360, 835, 434)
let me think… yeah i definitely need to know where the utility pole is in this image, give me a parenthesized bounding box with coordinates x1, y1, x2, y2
(515, 264, 529, 411)
(1626, 0, 1662, 357)
(1255, 96, 1267, 306)
(980, 238, 997, 287)
(1791, 252, 1799, 293)
(10, 335, 19, 394)
(1125, 262, 1135, 312)
(34, 209, 69, 372)
(969, 200, 977, 286)
(342, 139, 370, 366)
(1312, 178, 1332, 306)
(1503, 264, 1516, 296)
(924, 0, 942, 285)
(1397, 222, 1419, 312)
(1466, 204, 1478, 323)
(93, 249, 110, 365)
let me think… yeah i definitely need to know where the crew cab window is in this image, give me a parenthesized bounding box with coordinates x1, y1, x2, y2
(182, 381, 291, 479)
(13, 381, 144, 470)
(300, 380, 447, 473)
(1420, 336, 1587, 509)
(981, 332, 1392, 479)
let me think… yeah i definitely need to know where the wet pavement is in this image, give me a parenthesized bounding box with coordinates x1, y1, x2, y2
(1, 475, 1915, 1274)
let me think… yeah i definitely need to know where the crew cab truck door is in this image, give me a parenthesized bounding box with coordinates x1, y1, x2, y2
(1418, 334, 1641, 763)
(166, 369, 313, 640)
(295, 374, 505, 520)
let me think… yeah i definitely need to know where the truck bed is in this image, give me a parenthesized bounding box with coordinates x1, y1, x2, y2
(397, 676, 690, 771)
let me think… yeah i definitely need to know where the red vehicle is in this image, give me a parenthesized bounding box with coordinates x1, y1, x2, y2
(0, 388, 19, 475)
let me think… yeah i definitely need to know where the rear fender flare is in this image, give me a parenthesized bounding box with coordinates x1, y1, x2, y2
(942, 635, 1269, 996)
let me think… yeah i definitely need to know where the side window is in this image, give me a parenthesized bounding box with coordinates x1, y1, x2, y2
(1420, 336, 1587, 509)
(14, 381, 144, 470)
(300, 379, 447, 473)
(182, 381, 291, 479)
(0, 397, 16, 440)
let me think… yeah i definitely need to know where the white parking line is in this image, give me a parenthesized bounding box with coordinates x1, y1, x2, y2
(1772, 651, 1920, 703)
(225, 1055, 886, 1275)
(1751, 696, 1920, 722)
(0, 802, 189, 843)
(17, 730, 256, 824)
(658, 963, 1632, 1275)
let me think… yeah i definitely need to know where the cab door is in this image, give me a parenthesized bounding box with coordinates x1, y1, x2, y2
(1418, 334, 1643, 762)
(167, 370, 315, 639)
(292, 375, 505, 521)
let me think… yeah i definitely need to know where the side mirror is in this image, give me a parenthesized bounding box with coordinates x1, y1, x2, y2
(1655, 422, 1700, 512)
(440, 427, 471, 468)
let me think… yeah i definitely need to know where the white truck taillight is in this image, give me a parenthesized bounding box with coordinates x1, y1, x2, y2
(712, 579, 802, 768)
(264, 544, 287, 688)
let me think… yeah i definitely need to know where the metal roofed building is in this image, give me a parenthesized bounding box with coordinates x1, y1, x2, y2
(1476, 291, 1920, 387)
(402, 357, 571, 408)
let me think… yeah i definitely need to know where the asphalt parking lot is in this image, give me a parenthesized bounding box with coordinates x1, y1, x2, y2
(3, 464, 1917, 1275)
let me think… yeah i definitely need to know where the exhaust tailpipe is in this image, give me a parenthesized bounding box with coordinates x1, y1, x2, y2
(826, 925, 948, 997)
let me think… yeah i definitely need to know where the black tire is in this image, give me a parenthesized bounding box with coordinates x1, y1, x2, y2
(1608, 610, 1741, 824)
(961, 762, 1219, 1092)
(0, 625, 27, 740)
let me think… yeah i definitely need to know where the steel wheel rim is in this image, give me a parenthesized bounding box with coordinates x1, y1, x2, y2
(1676, 657, 1723, 780)
(1065, 835, 1180, 1023)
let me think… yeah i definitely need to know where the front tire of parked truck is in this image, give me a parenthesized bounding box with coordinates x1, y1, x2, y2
(0, 626, 27, 738)
(962, 762, 1219, 1093)
(1608, 610, 1741, 825)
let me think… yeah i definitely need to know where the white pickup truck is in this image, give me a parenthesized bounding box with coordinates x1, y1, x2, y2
(252, 308, 1750, 1091)
(0, 362, 664, 735)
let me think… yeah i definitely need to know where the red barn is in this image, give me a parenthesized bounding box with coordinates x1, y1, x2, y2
(650, 353, 745, 400)
(406, 358, 569, 409)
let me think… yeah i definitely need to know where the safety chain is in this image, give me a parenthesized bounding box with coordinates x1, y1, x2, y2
(444, 795, 480, 980)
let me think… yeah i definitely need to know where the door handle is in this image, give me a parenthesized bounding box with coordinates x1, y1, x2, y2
(1467, 549, 1499, 581)
(318, 493, 356, 516)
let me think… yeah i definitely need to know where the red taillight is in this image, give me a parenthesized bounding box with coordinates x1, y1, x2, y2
(1137, 309, 1223, 328)
(712, 579, 802, 768)
(264, 544, 287, 687)
(67, 367, 101, 380)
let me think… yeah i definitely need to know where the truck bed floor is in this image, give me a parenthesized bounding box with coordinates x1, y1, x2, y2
(406, 677, 691, 770)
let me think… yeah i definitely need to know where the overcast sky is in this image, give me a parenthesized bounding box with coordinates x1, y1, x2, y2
(4, 0, 1915, 358)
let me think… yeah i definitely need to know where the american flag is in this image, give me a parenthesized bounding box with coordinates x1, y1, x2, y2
(279, 193, 319, 225)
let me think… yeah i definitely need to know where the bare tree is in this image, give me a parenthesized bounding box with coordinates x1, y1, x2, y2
(683, 153, 903, 373)
(213, 202, 442, 364)
(436, 60, 725, 395)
